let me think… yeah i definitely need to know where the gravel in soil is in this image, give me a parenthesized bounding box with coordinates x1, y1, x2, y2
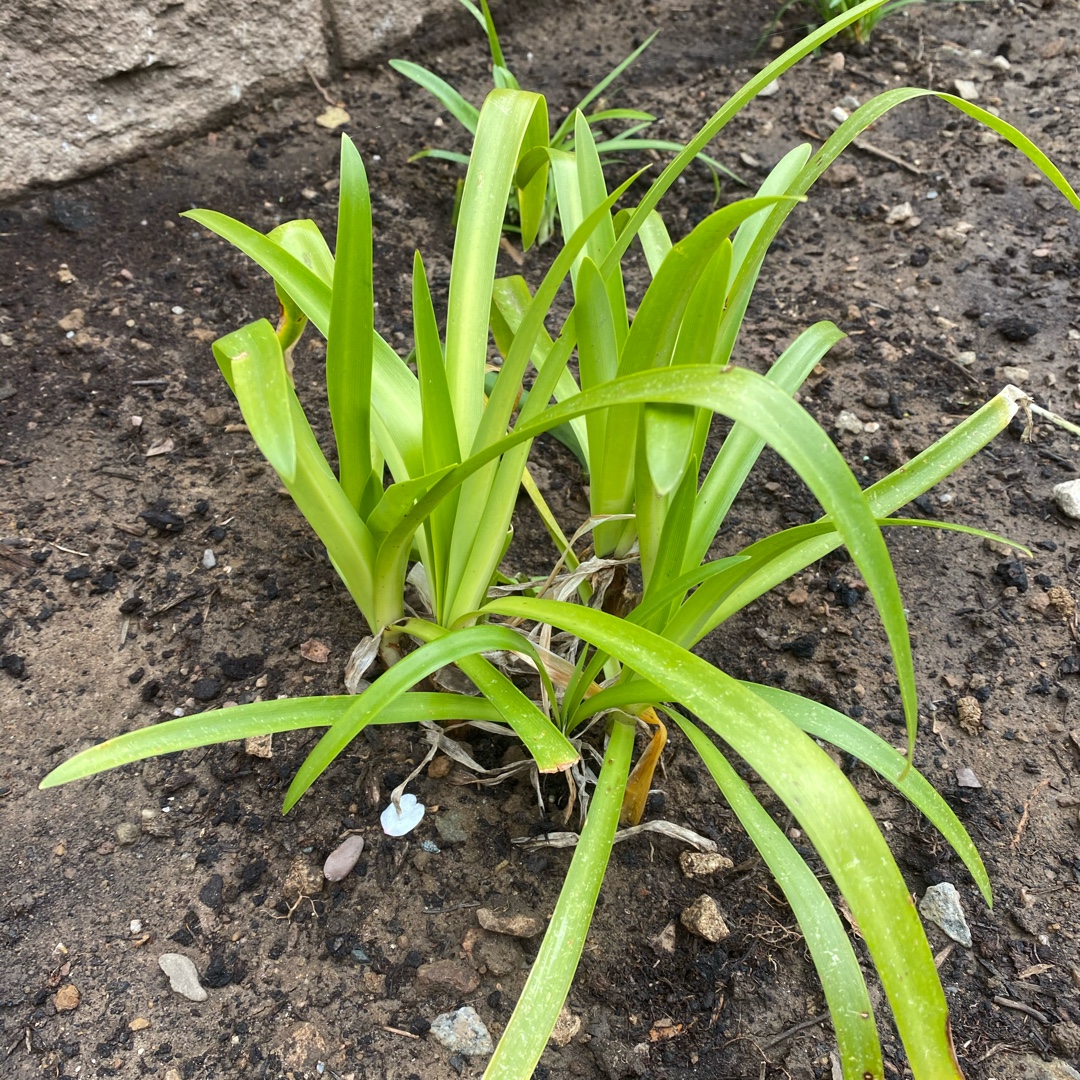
(3, 2, 1080, 1078)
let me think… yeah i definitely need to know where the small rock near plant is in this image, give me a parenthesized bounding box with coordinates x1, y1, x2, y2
(1053, 479, 1080, 520)
(680, 894, 730, 943)
(429, 1006, 493, 1056)
(918, 883, 972, 947)
(476, 907, 544, 938)
(323, 835, 364, 881)
(679, 851, 734, 878)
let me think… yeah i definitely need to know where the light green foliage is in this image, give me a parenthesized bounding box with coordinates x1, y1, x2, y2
(769, 0, 977, 45)
(390, 0, 737, 245)
(41, 1, 1080, 1076)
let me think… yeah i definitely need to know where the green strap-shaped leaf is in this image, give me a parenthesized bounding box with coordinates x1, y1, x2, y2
(630, 208, 673, 277)
(670, 711, 883, 1080)
(285, 625, 578, 811)
(268, 218, 335, 285)
(387, 59, 481, 134)
(326, 135, 375, 512)
(213, 321, 296, 481)
(39, 693, 506, 789)
(412, 250, 459, 615)
(444, 89, 548, 452)
(212, 321, 378, 623)
(484, 720, 635, 1080)
(481, 597, 961, 1080)
(686, 320, 845, 569)
(743, 682, 992, 906)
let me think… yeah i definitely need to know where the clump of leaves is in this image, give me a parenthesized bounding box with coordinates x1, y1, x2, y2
(390, 0, 737, 245)
(768, 0, 978, 46)
(41, 2, 1080, 1077)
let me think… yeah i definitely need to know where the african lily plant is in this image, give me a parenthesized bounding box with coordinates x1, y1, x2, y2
(41, 2, 1080, 1076)
(390, 0, 736, 245)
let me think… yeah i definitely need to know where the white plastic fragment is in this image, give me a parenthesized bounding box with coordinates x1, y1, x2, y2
(381, 793, 425, 836)
(323, 834, 365, 881)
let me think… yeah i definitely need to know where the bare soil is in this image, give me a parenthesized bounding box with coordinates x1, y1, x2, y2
(3, 2, 1080, 1078)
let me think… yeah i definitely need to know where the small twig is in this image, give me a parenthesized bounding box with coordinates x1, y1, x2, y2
(306, 64, 340, 108)
(147, 591, 201, 619)
(992, 996, 1049, 1025)
(934, 943, 955, 969)
(48, 540, 91, 558)
(845, 64, 887, 89)
(1011, 779, 1051, 849)
(381, 1025, 420, 1040)
(131, 379, 168, 387)
(761, 1012, 830, 1048)
(270, 894, 319, 921)
(422, 901, 481, 915)
(851, 135, 923, 175)
(798, 123, 922, 175)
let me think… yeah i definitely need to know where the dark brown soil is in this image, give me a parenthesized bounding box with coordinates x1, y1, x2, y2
(3, 2, 1080, 1078)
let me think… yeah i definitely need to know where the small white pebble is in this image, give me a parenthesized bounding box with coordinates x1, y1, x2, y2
(171, 305, 184, 315)
(202, 549, 217, 569)
(130, 920, 143, 934)
(172, 708, 185, 718)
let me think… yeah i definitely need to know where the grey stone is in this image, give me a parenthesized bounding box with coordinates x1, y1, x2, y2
(1053, 479, 1080, 520)
(434, 806, 471, 845)
(115, 822, 141, 845)
(429, 1006, 493, 1056)
(331, 0, 457, 68)
(0, 0, 460, 200)
(1004, 1054, 1080, 1080)
(918, 883, 972, 947)
(158, 952, 207, 1001)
